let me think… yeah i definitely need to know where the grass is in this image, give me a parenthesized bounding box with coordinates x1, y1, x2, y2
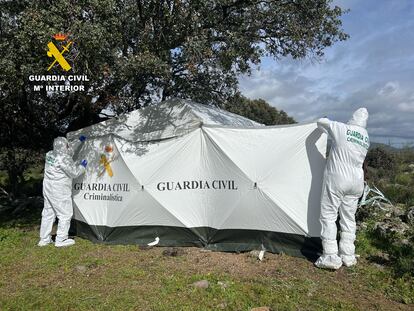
(0, 223, 413, 310)
(1, 157, 413, 310)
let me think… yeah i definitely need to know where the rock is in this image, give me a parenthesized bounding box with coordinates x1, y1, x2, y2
(162, 247, 185, 257)
(374, 221, 387, 238)
(248, 250, 265, 260)
(87, 262, 98, 269)
(74, 265, 87, 273)
(250, 307, 271, 311)
(396, 222, 410, 233)
(381, 203, 393, 209)
(380, 252, 390, 261)
(192, 280, 209, 289)
(392, 237, 413, 248)
(373, 263, 385, 270)
(405, 206, 414, 225)
(217, 303, 227, 309)
(217, 281, 229, 289)
(248, 250, 260, 257)
(368, 252, 390, 265)
(374, 218, 410, 238)
(392, 205, 405, 218)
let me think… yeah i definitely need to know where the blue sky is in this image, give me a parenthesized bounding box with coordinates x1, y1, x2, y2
(239, 0, 414, 147)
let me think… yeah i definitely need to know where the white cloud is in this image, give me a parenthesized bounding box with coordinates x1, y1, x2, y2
(398, 102, 414, 113)
(238, 0, 414, 145)
(378, 81, 399, 96)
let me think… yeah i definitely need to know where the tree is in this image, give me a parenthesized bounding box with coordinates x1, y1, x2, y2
(0, 0, 348, 194)
(225, 95, 295, 125)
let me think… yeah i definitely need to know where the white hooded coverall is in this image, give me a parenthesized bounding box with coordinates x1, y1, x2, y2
(315, 108, 369, 269)
(39, 137, 85, 244)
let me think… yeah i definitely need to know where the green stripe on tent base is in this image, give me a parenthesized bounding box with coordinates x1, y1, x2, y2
(70, 220, 322, 260)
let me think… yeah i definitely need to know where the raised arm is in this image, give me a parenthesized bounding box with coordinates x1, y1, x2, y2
(317, 117, 331, 136)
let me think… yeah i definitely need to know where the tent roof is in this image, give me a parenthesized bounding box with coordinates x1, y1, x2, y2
(67, 98, 261, 142)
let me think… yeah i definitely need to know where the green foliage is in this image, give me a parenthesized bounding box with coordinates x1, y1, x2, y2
(0, 0, 348, 195)
(358, 219, 414, 279)
(356, 229, 414, 304)
(362, 146, 414, 281)
(381, 184, 414, 207)
(395, 173, 412, 186)
(225, 95, 296, 125)
(0, 149, 43, 196)
(366, 146, 414, 206)
(366, 147, 396, 171)
(0, 171, 7, 187)
(0, 0, 348, 143)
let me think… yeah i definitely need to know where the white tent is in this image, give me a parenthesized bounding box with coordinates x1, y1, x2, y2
(67, 98, 327, 257)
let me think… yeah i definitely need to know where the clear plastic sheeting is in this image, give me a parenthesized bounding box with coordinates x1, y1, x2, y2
(67, 99, 261, 143)
(359, 182, 393, 208)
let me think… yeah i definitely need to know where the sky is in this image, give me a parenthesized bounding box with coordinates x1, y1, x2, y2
(239, 0, 414, 147)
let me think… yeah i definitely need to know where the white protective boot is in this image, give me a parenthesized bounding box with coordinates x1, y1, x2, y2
(315, 239, 343, 270)
(55, 238, 75, 247)
(339, 232, 357, 267)
(37, 238, 54, 247)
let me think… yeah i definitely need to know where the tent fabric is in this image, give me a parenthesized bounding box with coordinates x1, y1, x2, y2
(67, 99, 327, 257)
(67, 98, 261, 142)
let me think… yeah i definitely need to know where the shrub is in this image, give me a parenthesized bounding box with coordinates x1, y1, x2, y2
(394, 173, 412, 186)
(366, 147, 396, 171)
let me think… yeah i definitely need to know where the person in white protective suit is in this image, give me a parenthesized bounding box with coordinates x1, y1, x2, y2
(315, 108, 370, 269)
(38, 136, 87, 247)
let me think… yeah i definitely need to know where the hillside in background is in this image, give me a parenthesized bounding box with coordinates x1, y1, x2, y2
(370, 142, 414, 152)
